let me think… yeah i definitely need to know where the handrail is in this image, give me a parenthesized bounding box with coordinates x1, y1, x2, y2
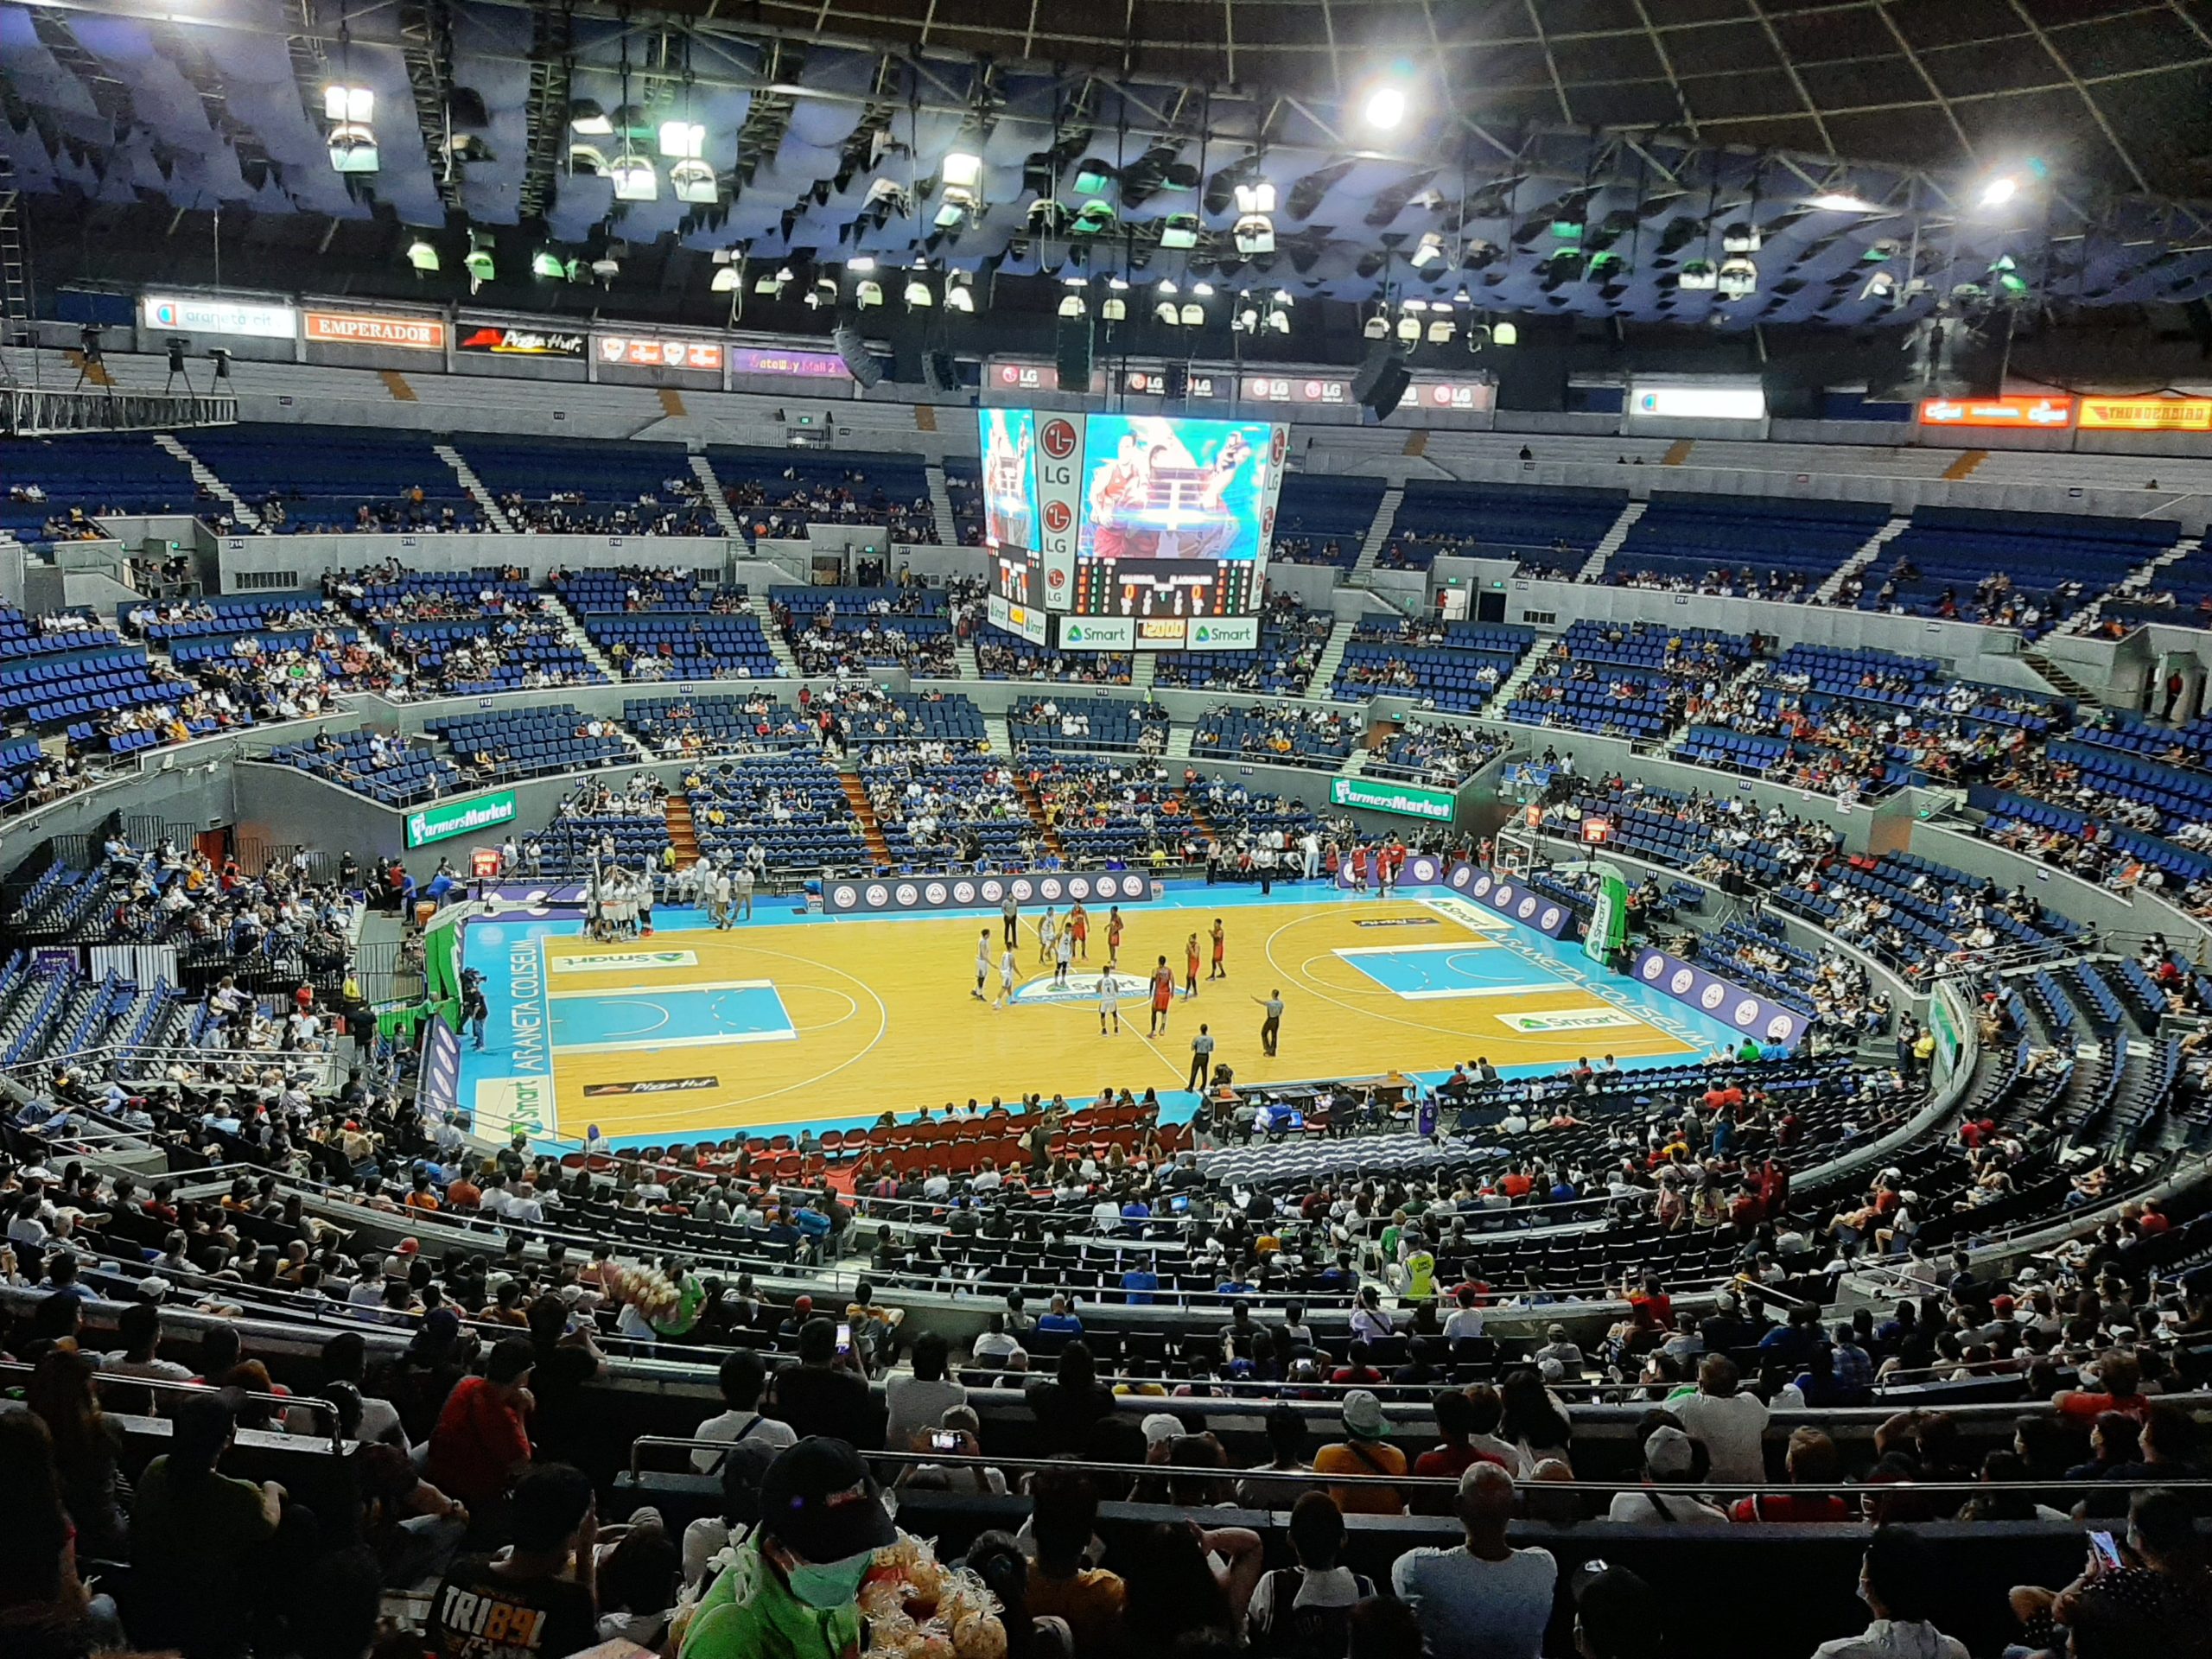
(0, 1357, 345, 1455)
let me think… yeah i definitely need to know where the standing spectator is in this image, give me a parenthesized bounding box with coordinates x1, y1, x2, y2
(690, 1350, 798, 1473)
(1812, 1527, 1968, 1658)
(771, 1318, 882, 1448)
(1679, 1354, 1770, 1484)
(1024, 1341, 1119, 1456)
(1245, 1491, 1375, 1659)
(1313, 1389, 1408, 1516)
(1390, 1463, 1557, 1659)
(424, 1336, 537, 1523)
(426, 1464, 598, 1659)
(130, 1391, 283, 1658)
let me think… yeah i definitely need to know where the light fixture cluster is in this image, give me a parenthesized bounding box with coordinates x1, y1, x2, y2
(1233, 180, 1275, 256)
(1151, 279, 1213, 327)
(936, 152, 983, 229)
(325, 82, 377, 174)
(1230, 289, 1293, 335)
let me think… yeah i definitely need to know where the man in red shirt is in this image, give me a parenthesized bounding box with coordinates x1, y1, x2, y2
(426, 1336, 537, 1515)
(1729, 1428, 1852, 1522)
(1625, 1274, 1673, 1335)
(2055, 1349, 2150, 1422)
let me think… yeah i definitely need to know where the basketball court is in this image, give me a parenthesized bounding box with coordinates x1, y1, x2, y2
(455, 883, 1733, 1148)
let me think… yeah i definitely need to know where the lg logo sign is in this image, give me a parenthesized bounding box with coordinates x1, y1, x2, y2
(1044, 500, 1073, 533)
(1040, 419, 1078, 459)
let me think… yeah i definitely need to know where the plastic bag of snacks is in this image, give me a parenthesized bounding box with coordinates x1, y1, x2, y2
(863, 1534, 1007, 1659)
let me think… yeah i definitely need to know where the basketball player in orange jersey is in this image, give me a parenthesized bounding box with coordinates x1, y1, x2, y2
(1107, 906, 1125, 965)
(1210, 917, 1227, 980)
(1068, 899, 1089, 960)
(1184, 931, 1202, 999)
(1148, 955, 1176, 1036)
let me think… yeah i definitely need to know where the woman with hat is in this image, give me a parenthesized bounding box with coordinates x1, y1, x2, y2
(1313, 1389, 1407, 1515)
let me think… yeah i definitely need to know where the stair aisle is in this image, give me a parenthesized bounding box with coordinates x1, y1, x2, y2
(1815, 514, 1911, 604)
(838, 766, 893, 865)
(152, 432, 260, 529)
(1579, 499, 1648, 581)
(925, 462, 959, 545)
(664, 796, 701, 866)
(1310, 617, 1356, 696)
(751, 595, 804, 678)
(1014, 772, 1065, 860)
(435, 442, 515, 532)
(1348, 486, 1405, 578)
(690, 453, 746, 538)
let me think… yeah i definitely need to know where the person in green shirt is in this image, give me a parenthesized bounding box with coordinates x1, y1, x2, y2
(1401, 1232, 1437, 1301)
(130, 1390, 282, 1659)
(681, 1437, 897, 1659)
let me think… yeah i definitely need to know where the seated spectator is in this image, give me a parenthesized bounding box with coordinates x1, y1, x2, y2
(1314, 1389, 1408, 1515)
(1024, 1341, 1118, 1456)
(1236, 1402, 1317, 1509)
(425, 1335, 537, 1519)
(1680, 1353, 1770, 1484)
(427, 1464, 598, 1659)
(1610, 1422, 1726, 1524)
(2012, 1487, 2212, 1657)
(1390, 1463, 1556, 1659)
(1245, 1491, 1374, 1659)
(895, 1405, 1006, 1496)
(1574, 1563, 1662, 1659)
(1731, 1428, 1852, 1522)
(1120, 1517, 1263, 1649)
(691, 1349, 798, 1473)
(771, 1317, 882, 1449)
(885, 1331, 966, 1448)
(1027, 1468, 1126, 1659)
(1813, 1527, 1968, 1659)
(26, 1350, 129, 1562)
(130, 1390, 283, 1658)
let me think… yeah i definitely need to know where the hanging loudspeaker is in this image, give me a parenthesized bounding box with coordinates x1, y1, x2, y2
(1352, 340, 1411, 418)
(922, 351, 959, 394)
(833, 324, 881, 389)
(1055, 318, 1093, 391)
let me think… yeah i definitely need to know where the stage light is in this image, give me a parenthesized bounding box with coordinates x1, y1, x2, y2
(1058, 291, 1087, 318)
(905, 275, 933, 308)
(531, 249, 566, 278)
(1363, 313, 1389, 340)
(855, 279, 884, 308)
(754, 265, 792, 296)
(609, 151, 658, 201)
(671, 159, 718, 204)
(1721, 223, 1761, 254)
(1979, 173, 2018, 208)
(464, 232, 494, 287)
(1717, 254, 1758, 300)
(1363, 81, 1408, 130)
(1101, 296, 1127, 321)
(1073, 200, 1117, 235)
(1179, 302, 1205, 327)
(1395, 315, 1421, 342)
(328, 124, 378, 174)
(1160, 213, 1199, 250)
(1410, 232, 1446, 269)
(1808, 192, 1882, 213)
(1074, 159, 1116, 196)
(805, 277, 838, 309)
(1191, 282, 1215, 297)
(710, 255, 741, 292)
(1109, 276, 1130, 290)
(569, 101, 613, 136)
(945, 272, 975, 313)
(1427, 318, 1454, 343)
(849, 256, 877, 273)
(1154, 299, 1179, 325)
(658, 120, 705, 160)
(1491, 321, 1518, 346)
(1155, 280, 1179, 296)
(941, 151, 982, 191)
(1678, 260, 1719, 291)
(324, 85, 373, 124)
(407, 238, 442, 273)
(1232, 179, 1274, 255)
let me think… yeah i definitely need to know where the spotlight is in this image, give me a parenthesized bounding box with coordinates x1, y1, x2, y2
(327, 124, 378, 175)
(208, 347, 231, 380)
(849, 256, 877, 273)
(1808, 192, 1882, 213)
(945, 272, 975, 313)
(942, 151, 983, 191)
(1491, 321, 1518, 346)
(569, 100, 613, 136)
(1363, 313, 1389, 340)
(407, 238, 442, 273)
(1978, 174, 2018, 208)
(855, 279, 885, 308)
(671, 159, 719, 204)
(531, 249, 566, 278)
(1677, 260, 1719, 292)
(905, 275, 933, 308)
(1073, 159, 1116, 196)
(1058, 292, 1087, 319)
(1101, 296, 1126, 321)
(658, 121, 705, 160)
(1155, 280, 1179, 296)
(1363, 82, 1408, 130)
(323, 85, 374, 124)
(755, 264, 793, 296)
(608, 150, 658, 202)
(1410, 232, 1446, 270)
(1160, 213, 1199, 250)
(1154, 299, 1180, 326)
(1179, 302, 1204, 327)
(1232, 179, 1275, 256)
(1716, 255, 1758, 300)
(1395, 315, 1421, 342)
(710, 257, 741, 293)
(464, 232, 495, 287)
(167, 339, 185, 374)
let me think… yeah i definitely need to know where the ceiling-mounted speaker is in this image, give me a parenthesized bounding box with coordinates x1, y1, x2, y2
(832, 323, 881, 389)
(922, 351, 960, 395)
(1163, 363, 1189, 401)
(1351, 340, 1411, 419)
(1056, 317, 1094, 392)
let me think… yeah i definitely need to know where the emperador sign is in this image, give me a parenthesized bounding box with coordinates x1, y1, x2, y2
(305, 310, 446, 351)
(405, 790, 518, 849)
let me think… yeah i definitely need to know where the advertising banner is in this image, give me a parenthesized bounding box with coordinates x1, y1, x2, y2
(141, 293, 297, 339)
(1630, 944, 1808, 1049)
(1240, 374, 1354, 407)
(418, 1016, 463, 1122)
(1407, 378, 1498, 414)
(1629, 383, 1767, 421)
(597, 334, 725, 371)
(1917, 395, 2072, 429)
(1033, 412, 1087, 610)
(405, 789, 518, 849)
(1120, 367, 1230, 400)
(1186, 615, 1260, 650)
(1057, 614, 1135, 652)
(729, 346, 851, 380)
(823, 869, 1156, 916)
(1583, 870, 1630, 965)
(1329, 776, 1456, 823)
(987, 591, 1050, 645)
(1331, 857, 1580, 940)
(1076, 414, 1280, 563)
(976, 409, 1040, 551)
(305, 310, 446, 350)
(456, 324, 587, 359)
(2077, 397, 2212, 432)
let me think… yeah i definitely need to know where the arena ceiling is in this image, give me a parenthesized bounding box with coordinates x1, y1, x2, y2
(8, 0, 2212, 330)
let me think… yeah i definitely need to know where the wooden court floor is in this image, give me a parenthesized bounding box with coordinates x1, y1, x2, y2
(527, 895, 1701, 1141)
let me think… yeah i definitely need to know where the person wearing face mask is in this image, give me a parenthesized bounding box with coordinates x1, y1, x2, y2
(680, 1437, 897, 1659)
(1814, 1526, 1967, 1659)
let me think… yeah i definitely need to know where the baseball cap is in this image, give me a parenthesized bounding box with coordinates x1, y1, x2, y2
(1341, 1389, 1389, 1440)
(1141, 1412, 1183, 1447)
(1643, 1425, 1694, 1478)
(758, 1438, 897, 1563)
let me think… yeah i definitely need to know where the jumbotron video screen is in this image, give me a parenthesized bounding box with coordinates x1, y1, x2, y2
(1073, 414, 1285, 619)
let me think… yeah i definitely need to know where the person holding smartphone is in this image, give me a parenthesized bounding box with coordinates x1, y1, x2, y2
(2009, 1487, 2210, 1657)
(893, 1407, 1006, 1495)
